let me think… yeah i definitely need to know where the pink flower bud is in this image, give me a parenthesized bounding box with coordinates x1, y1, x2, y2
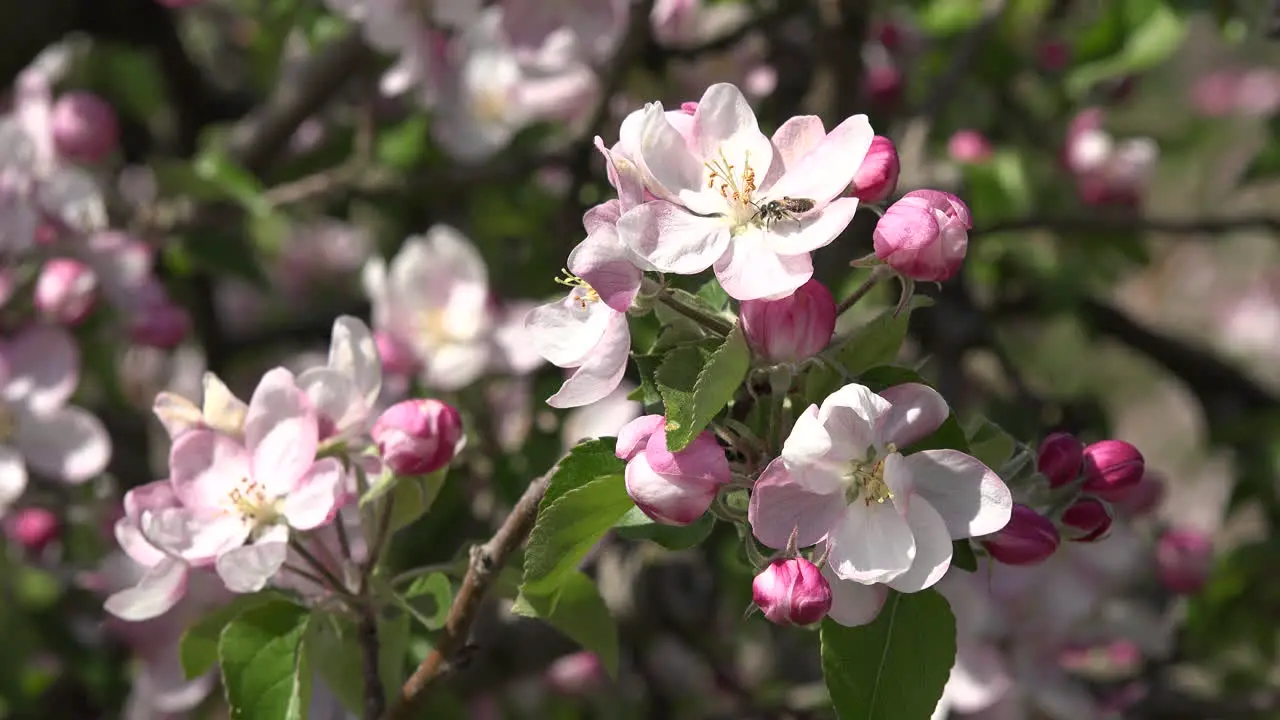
(873, 189, 971, 282)
(372, 399, 463, 476)
(1155, 529, 1213, 595)
(34, 257, 97, 325)
(4, 508, 59, 553)
(752, 557, 832, 626)
(1037, 432, 1083, 488)
(546, 651, 605, 695)
(980, 503, 1059, 565)
(1080, 440, 1144, 500)
(739, 279, 836, 363)
(851, 135, 900, 202)
(1061, 497, 1112, 542)
(51, 92, 119, 164)
(947, 129, 993, 164)
(375, 331, 419, 377)
(1038, 40, 1070, 72)
(616, 415, 730, 526)
(129, 299, 191, 349)
(865, 65, 904, 108)
(1111, 470, 1165, 518)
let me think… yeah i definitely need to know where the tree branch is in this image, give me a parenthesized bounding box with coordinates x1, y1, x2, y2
(388, 475, 550, 720)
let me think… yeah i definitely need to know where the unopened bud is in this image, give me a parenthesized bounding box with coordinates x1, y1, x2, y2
(980, 503, 1059, 565)
(1156, 529, 1212, 595)
(372, 399, 463, 476)
(740, 278, 836, 364)
(865, 65, 904, 108)
(1080, 440, 1144, 500)
(1037, 432, 1083, 488)
(51, 92, 119, 164)
(752, 557, 832, 627)
(1061, 497, 1113, 542)
(873, 189, 971, 282)
(129, 295, 191, 349)
(34, 257, 97, 325)
(948, 130, 993, 164)
(616, 415, 730, 526)
(546, 651, 605, 695)
(5, 508, 60, 553)
(375, 331, 419, 377)
(851, 135, 900, 203)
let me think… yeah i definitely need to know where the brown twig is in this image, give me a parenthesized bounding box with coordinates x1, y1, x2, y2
(387, 475, 550, 719)
(358, 604, 386, 720)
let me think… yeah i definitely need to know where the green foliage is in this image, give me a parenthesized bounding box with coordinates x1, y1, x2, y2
(307, 609, 411, 714)
(821, 590, 957, 720)
(615, 507, 717, 550)
(657, 322, 750, 452)
(1066, 0, 1187, 96)
(218, 599, 313, 720)
(513, 571, 621, 678)
(543, 439, 627, 508)
(180, 592, 292, 680)
(827, 297, 933, 380)
(401, 573, 454, 631)
(522, 473, 635, 596)
(361, 467, 449, 534)
(965, 415, 1018, 471)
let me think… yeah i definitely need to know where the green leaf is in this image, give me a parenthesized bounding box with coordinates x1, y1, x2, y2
(615, 509, 716, 550)
(361, 467, 448, 534)
(964, 415, 1017, 471)
(181, 592, 291, 679)
(951, 540, 978, 572)
(194, 145, 269, 216)
(821, 590, 957, 720)
(829, 298, 931, 379)
(631, 352, 665, 407)
(512, 572, 620, 678)
(402, 573, 453, 631)
(170, 229, 271, 289)
(307, 609, 410, 715)
(658, 322, 750, 452)
(543, 438, 626, 508)
(906, 414, 972, 455)
(521, 475, 635, 596)
(218, 600, 313, 720)
(1066, 1, 1186, 96)
(918, 0, 984, 34)
(377, 116, 431, 171)
(695, 278, 731, 312)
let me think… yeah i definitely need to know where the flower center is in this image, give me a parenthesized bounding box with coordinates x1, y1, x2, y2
(843, 445, 897, 507)
(414, 308, 457, 346)
(0, 401, 17, 443)
(704, 148, 758, 217)
(555, 269, 601, 313)
(228, 478, 280, 526)
(473, 86, 508, 124)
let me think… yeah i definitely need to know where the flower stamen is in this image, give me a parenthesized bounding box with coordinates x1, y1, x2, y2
(555, 269, 601, 309)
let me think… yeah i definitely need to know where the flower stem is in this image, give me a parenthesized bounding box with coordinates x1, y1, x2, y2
(288, 537, 353, 598)
(767, 366, 792, 452)
(836, 265, 893, 316)
(655, 286, 735, 336)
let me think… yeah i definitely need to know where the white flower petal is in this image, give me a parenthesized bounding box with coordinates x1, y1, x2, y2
(327, 316, 382, 409)
(819, 383, 892, 462)
(885, 497, 953, 592)
(905, 450, 1012, 539)
(215, 525, 289, 593)
(827, 501, 915, 584)
(822, 565, 888, 627)
(104, 557, 188, 621)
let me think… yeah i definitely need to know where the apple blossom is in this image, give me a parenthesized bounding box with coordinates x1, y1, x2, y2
(0, 324, 111, 507)
(947, 130, 993, 164)
(105, 480, 192, 620)
(851, 135, 900, 202)
(526, 223, 640, 408)
(752, 557, 833, 626)
(372, 399, 464, 476)
(34, 257, 97, 325)
(1155, 529, 1212, 595)
(617, 83, 873, 300)
(1080, 439, 1144, 499)
(295, 316, 383, 444)
(363, 225, 494, 391)
(980, 503, 1060, 566)
(748, 382, 1011, 608)
(143, 368, 348, 593)
(1036, 432, 1083, 488)
(153, 371, 248, 440)
(616, 415, 730, 525)
(873, 190, 972, 282)
(740, 278, 837, 364)
(50, 91, 119, 163)
(1061, 497, 1112, 542)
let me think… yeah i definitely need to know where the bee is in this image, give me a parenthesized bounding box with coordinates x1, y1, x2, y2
(751, 196, 816, 231)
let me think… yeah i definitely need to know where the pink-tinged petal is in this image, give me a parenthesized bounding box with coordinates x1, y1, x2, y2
(143, 507, 250, 565)
(245, 368, 319, 497)
(822, 565, 888, 627)
(115, 516, 166, 568)
(123, 479, 179, 517)
(691, 84, 773, 182)
(215, 525, 289, 593)
(769, 115, 827, 175)
(764, 196, 860, 256)
(876, 383, 950, 449)
(644, 428, 730, 484)
(827, 501, 915, 584)
(200, 373, 248, 435)
(526, 293, 611, 368)
(748, 458, 845, 548)
(422, 340, 491, 391)
(152, 393, 203, 439)
(169, 430, 251, 510)
(328, 316, 381, 409)
(2, 324, 77, 415)
(885, 497, 953, 592)
(567, 225, 643, 313)
(713, 230, 812, 301)
(905, 449, 1012, 539)
(781, 404, 833, 467)
(819, 383, 892, 462)
(547, 313, 631, 409)
(946, 643, 1013, 713)
(297, 367, 366, 440)
(0, 445, 27, 510)
(638, 103, 703, 201)
(624, 451, 718, 525)
(882, 452, 916, 508)
(767, 114, 874, 206)
(282, 458, 345, 530)
(616, 414, 665, 460)
(15, 405, 110, 483)
(617, 201, 731, 275)
(104, 557, 188, 621)
(594, 139, 646, 211)
(583, 198, 621, 234)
